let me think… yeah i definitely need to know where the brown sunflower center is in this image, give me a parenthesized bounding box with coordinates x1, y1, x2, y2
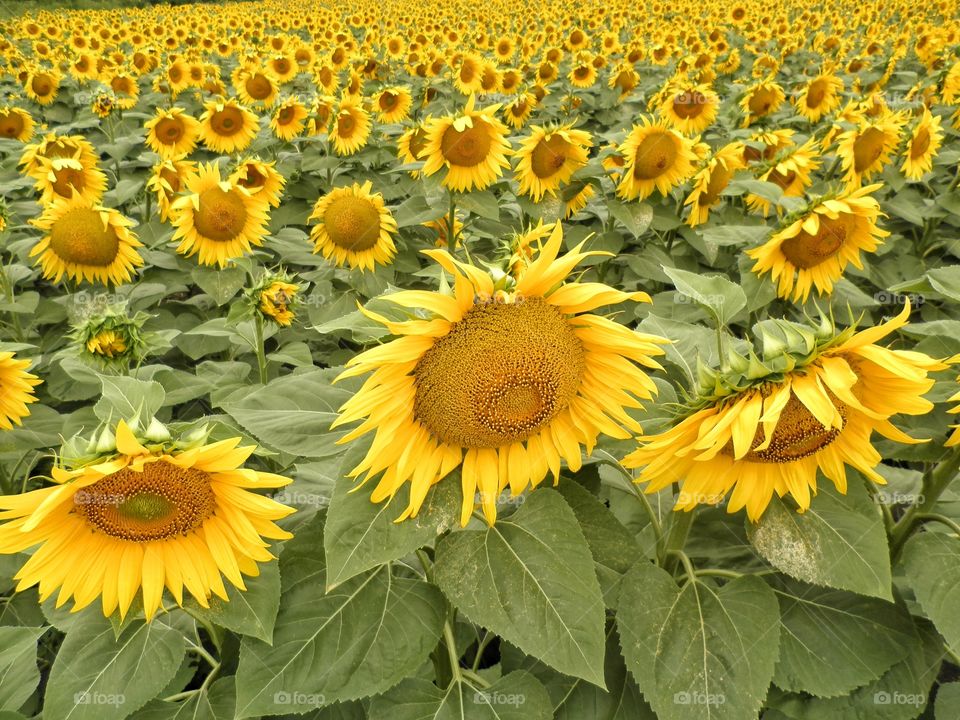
(379, 92, 398, 110)
(0, 111, 25, 138)
(805, 79, 828, 108)
(49, 207, 120, 266)
(632, 131, 678, 180)
(701, 165, 735, 205)
(194, 187, 248, 241)
(31, 74, 53, 96)
(74, 460, 216, 541)
(441, 120, 493, 167)
(245, 73, 273, 100)
(767, 168, 797, 189)
(748, 87, 778, 116)
(408, 127, 428, 158)
(413, 297, 585, 448)
(530, 134, 571, 178)
(323, 195, 381, 250)
(853, 127, 886, 172)
(780, 214, 849, 269)
(50, 164, 88, 198)
(154, 117, 184, 144)
(672, 91, 707, 119)
(278, 105, 296, 124)
(237, 165, 266, 189)
(210, 106, 245, 137)
(337, 111, 357, 136)
(910, 128, 931, 159)
(723, 391, 846, 463)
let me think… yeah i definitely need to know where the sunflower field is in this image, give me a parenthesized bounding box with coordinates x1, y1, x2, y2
(2, 0, 960, 718)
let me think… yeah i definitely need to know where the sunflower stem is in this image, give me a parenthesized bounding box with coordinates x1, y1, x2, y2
(442, 615, 463, 684)
(471, 630, 495, 672)
(596, 452, 664, 547)
(253, 313, 268, 384)
(447, 192, 458, 252)
(890, 448, 960, 558)
(914, 512, 960, 538)
(660, 507, 697, 575)
(0, 266, 24, 343)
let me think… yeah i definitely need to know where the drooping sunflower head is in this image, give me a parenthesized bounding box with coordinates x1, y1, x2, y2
(146, 159, 197, 222)
(198, 98, 260, 154)
(329, 97, 372, 156)
(0, 106, 35, 142)
(29, 197, 144, 286)
(0, 351, 42, 431)
(421, 95, 513, 192)
(144, 106, 201, 161)
(251, 274, 301, 327)
(0, 419, 294, 620)
(229, 157, 286, 208)
(616, 117, 698, 201)
(397, 120, 430, 175)
(32, 155, 108, 207)
(745, 137, 822, 216)
(684, 141, 746, 227)
(170, 162, 271, 268)
(624, 303, 946, 520)
(332, 222, 669, 525)
(308, 180, 397, 271)
(19, 133, 99, 180)
(270, 96, 308, 141)
(740, 78, 786, 126)
(71, 303, 148, 368)
(608, 62, 639, 99)
(747, 183, 888, 302)
(901, 107, 943, 181)
(503, 92, 537, 129)
(514, 124, 593, 202)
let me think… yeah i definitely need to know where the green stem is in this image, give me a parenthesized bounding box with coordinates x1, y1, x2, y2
(461, 669, 491, 689)
(863, 481, 896, 535)
(0, 266, 24, 342)
(596, 452, 664, 547)
(447, 191, 458, 252)
(660, 507, 697, 575)
(890, 448, 960, 558)
(472, 630, 494, 672)
(914, 513, 960, 538)
(442, 617, 462, 683)
(665, 549, 697, 585)
(254, 314, 268, 384)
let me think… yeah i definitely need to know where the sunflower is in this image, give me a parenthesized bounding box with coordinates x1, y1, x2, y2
(332, 223, 668, 525)
(31, 155, 107, 207)
(24, 68, 60, 105)
(146, 160, 196, 222)
(740, 78, 786, 126)
(29, 197, 144, 286)
(397, 121, 429, 175)
(564, 184, 596, 219)
(684, 142, 745, 227)
(901, 108, 943, 181)
(270, 96, 308, 141)
(234, 68, 280, 107)
(0, 420, 294, 620)
(742, 128, 795, 164)
(108, 72, 139, 110)
(747, 183, 888, 302)
(745, 138, 821, 216)
(308, 181, 397, 270)
(374, 86, 413, 123)
(306, 95, 335, 136)
(452, 53, 485, 95)
(424, 213, 464, 248)
(503, 93, 536, 129)
(230, 157, 285, 208)
(659, 83, 719, 135)
(329, 97, 372, 156)
(795, 73, 843, 122)
(947, 356, 960, 448)
(623, 304, 945, 520)
(837, 115, 901, 187)
(258, 280, 299, 326)
(421, 95, 512, 192)
(198, 98, 260, 155)
(568, 59, 597, 88)
(0, 352, 41, 431)
(514, 124, 592, 202)
(616, 118, 698, 201)
(170, 162, 270, 268)
(608, 62, 639, 99)
(19, 134, 99, 179)
(144, 107, 200, 161)
(0, 106, 35, 142)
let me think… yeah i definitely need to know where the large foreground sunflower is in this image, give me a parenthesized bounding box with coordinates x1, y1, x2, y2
(332, 223, 669, 525)
(308, 181, 397, 270)
(170, 163, 270, 267)
(0, 420, 294, 620)
(29, 197, 144, 286)
(623, 304, 945, 520)
(0, 352, 41, 430)
(747, 183, 888, 302)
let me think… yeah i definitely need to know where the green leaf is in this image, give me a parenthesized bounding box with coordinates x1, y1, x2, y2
(190, 266, 247, 306)
(184, 560, 280, 643)
(606, 198, 653, 238)
(369, 671, 553, 720)
(221, 369, 352, 458)
(926, 266, 960, 302)
(555, 480, 640, 608)
(748, 484, 892, 600)
(0, 627, 45, 711)
(771, 579, 917, 697)
(94, 376, 166, 427)
(324, 472, 460, 588)
(662, 265, 747, 326)
(699, 225, 771, 247)
(935, 682, 960, 720)
(457, 190, 500, 221)
(235, 514, 446, 717)
(901, 532, 960, 654)
(432, 490, 606, 687)
(617, 561, 780, 720)
(44, 614, 187, 720)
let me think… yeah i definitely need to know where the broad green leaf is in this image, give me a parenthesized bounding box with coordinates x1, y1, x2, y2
(748, 484, 892, 600)
(432, 490, 606, 687)
(184, 560, 280, 643)
(129, 677, 236, 720)
(901, 532, 960, 653)
(324, 472, 460, 588)
(771, 579, 917, 697)
(456, 190, 500, 221)
(926, 266, 960, 302)
(606, 198, 653, 238)
(0, 627, 44, 711)
(662, 265, 747, 326)
(235, 514, 445, 717)
(190, 266, 247, 306)
(368, 671, 552, 720)
(44, 614, 187, 720)
(699, 225, 771, 247)
(935, 682, 960, 720)
(221, 369, 352, 457)
(617, 561, 780, 720)
(94, 376, 166, 427)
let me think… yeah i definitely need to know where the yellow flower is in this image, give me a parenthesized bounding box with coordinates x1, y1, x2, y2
(514, 124, 592, 202)
(373, 86, 413, 123)
(308, 180, 397, 271)
(740, 78, 785, 126)
(837, 115, 901, 188)
(0, 420, 294, 621)
(795, 73, 843, 122)
(144, 107, 201, 161)
(332, 223, 668, 526)
(658, 83, 719, 135)
(230, 157, 286, 209)
(259, 281, 299, 326)
(0, 352, 41, 431)
(901, 108, 943, 181)
(146, 159, 197, 222)
(684, 142, 745, 227)
(616, 118, 698, 201)
(198, 98, 260, 154)
(270, 96, 308, 141)
(745, 138, 821, 216)
(329, 97, 372, 156)
(24, 68, 60, 105)
(86, 329, 128, 358)
(0, 106, 35, 142)
(31, 155, 107, 207)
